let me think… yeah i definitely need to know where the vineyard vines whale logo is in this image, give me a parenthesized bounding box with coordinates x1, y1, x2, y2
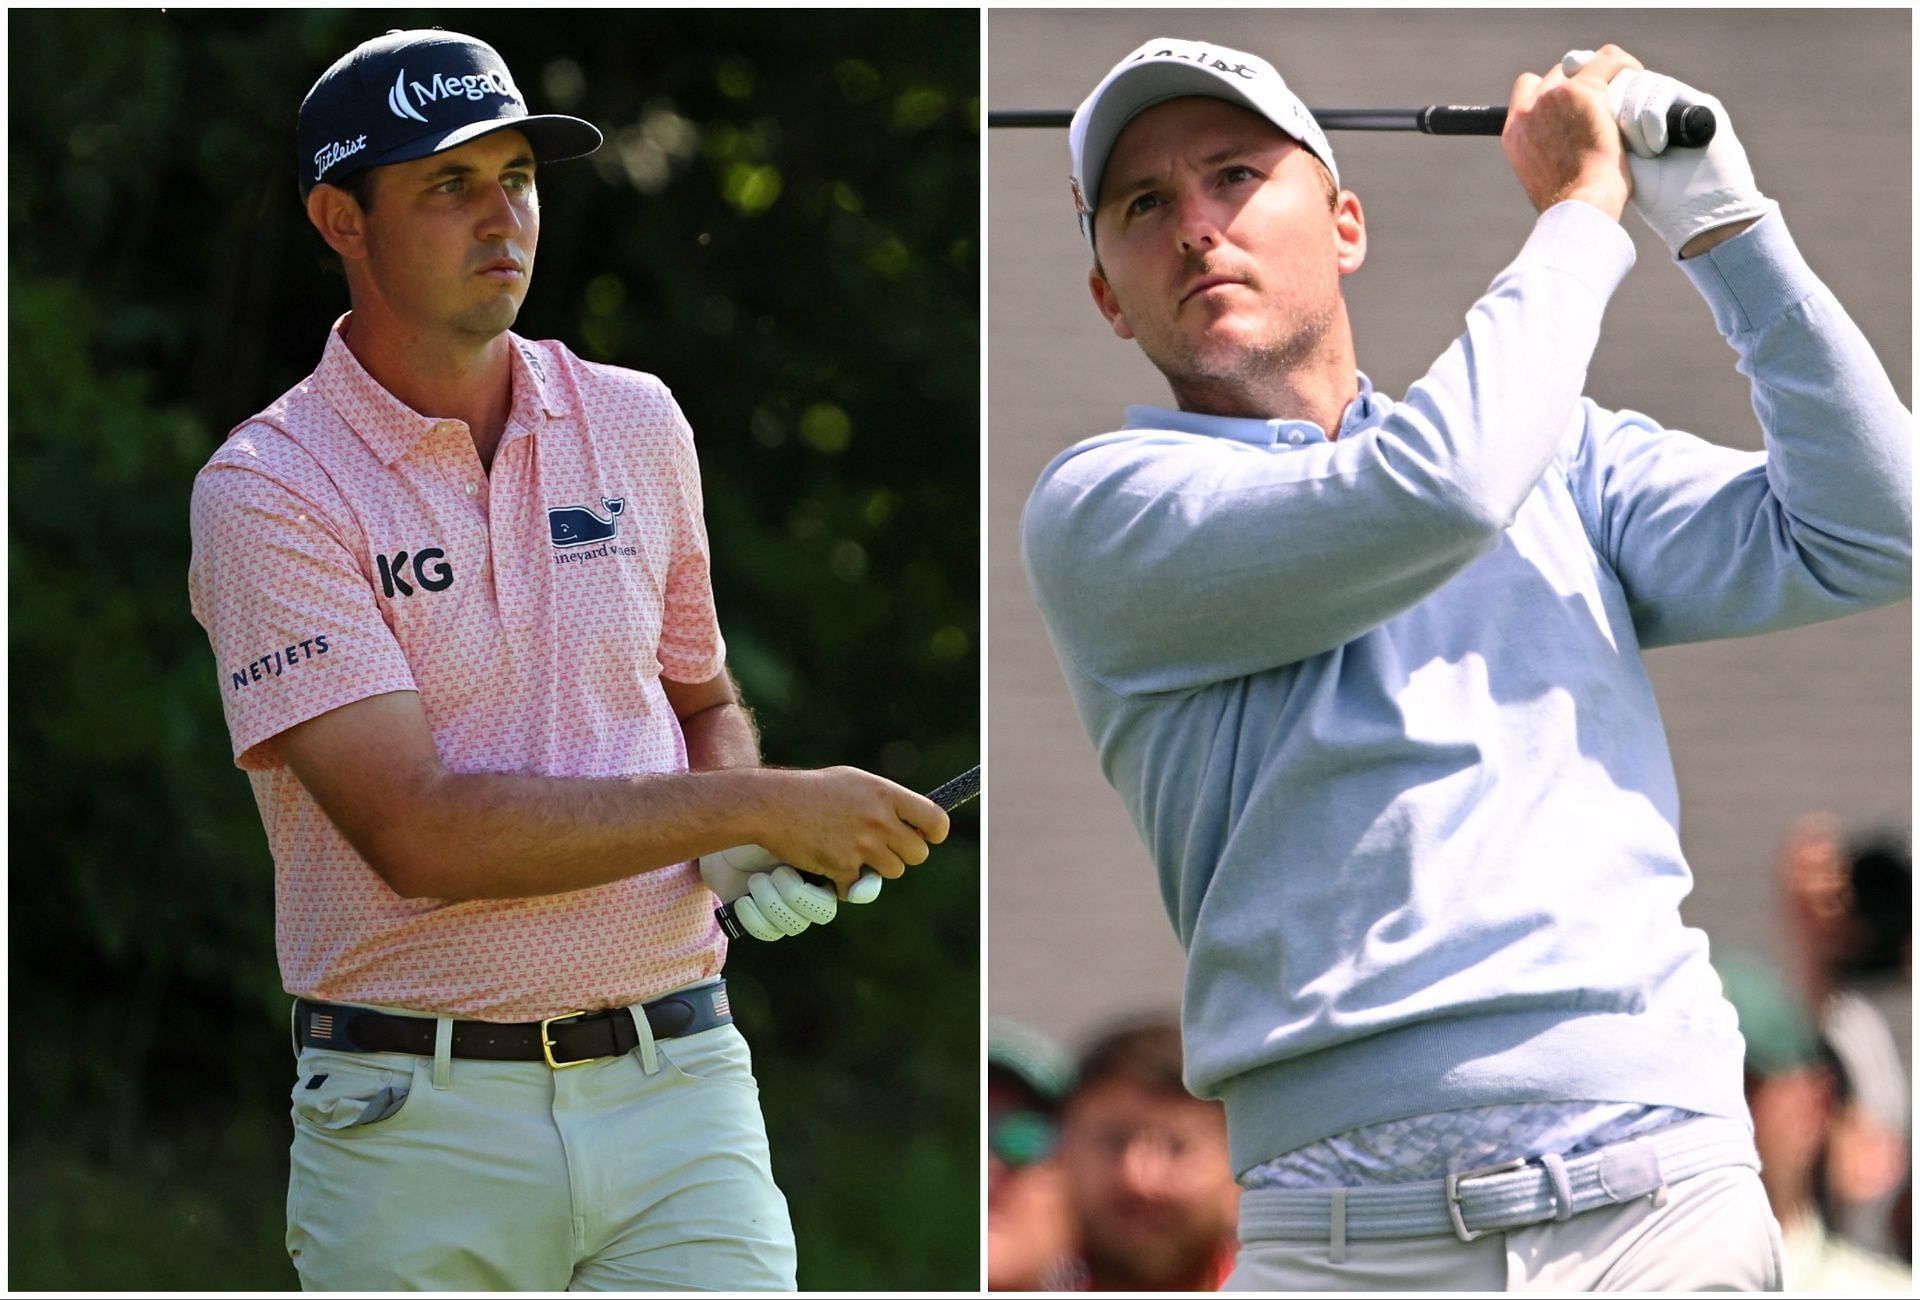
(548, 497, 625, 547)
(388, 67, 517, 124)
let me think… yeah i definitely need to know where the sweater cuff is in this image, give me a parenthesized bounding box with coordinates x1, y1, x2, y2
(1676, 207, 1822, 341)
(1520, 201, 1637, 303)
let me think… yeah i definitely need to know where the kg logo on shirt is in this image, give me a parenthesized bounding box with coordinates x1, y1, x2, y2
(377, 546, 454, 597)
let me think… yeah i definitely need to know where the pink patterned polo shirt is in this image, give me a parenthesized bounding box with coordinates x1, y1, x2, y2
(188, 316, 729, 1020)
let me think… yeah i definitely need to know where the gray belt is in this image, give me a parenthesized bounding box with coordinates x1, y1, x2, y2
(1239, 1116, 1757, 1246)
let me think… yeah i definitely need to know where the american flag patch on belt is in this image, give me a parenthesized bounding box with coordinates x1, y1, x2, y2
(711, 988, 730, 1019)
(309, 1011, 335, 1041)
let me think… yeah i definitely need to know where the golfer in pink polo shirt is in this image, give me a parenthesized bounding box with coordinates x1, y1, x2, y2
(186, 30, 947, 1291)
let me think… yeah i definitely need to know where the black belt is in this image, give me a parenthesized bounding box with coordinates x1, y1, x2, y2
(295, 980, 733, 1069)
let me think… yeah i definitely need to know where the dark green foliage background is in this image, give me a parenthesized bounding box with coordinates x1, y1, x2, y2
(9, 9, 980, 1290)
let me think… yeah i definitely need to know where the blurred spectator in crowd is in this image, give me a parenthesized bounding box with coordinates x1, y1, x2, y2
(1049, 1017, 1238, 1291)
(1716, 951, 1911, 1292)
(1776, 817, 1911, 1256)
(988, 1020, 1079, 1291)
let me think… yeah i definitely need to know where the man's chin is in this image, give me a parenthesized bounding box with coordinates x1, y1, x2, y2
(453, 296, 525, 339)
(1082, 1230, 1215, 1289)
(1141, 335, 1269, 393)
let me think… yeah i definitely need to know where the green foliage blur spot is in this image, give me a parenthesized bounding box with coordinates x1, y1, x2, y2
(831, 182, 862, 214)
(710, 121, 776, 163)
(891, 87, 947, 133)
(542, 58, 587, 110)
(799, 403, 852, 454)
(862, 489, 897, 529)
(715, 55, 754, 101)
(585, 274, 624, 317)
(835, 59, 880, 105)
(705, 123, 743, 161)
(930, 626, 970, 660)
(68, 123, 118, 159)
(581, 316, 619, 360)
(867, 235, 910, 280)
(751, 407, 787, 447)
(788, 504, 828, 541)
(830, 539, 868, 582)
(723, 163, 783, 216)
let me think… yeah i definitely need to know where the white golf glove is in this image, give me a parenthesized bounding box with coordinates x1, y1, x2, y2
(698, 844, 884, 942)
(1563, 50, 1775, 258)
(736, 866, 836, 942)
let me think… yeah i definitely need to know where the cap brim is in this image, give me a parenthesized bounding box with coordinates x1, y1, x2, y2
(434, 113, 603, 164)
(317, 113, 603, 191)
(1077, 62, 1269, 218)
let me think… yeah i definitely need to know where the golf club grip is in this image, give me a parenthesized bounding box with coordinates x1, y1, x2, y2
(924, 764, 982, 810)
(986, 103, 1716, 148)
(1420, 102, 1716, 147)
(714, 764, 982, 939)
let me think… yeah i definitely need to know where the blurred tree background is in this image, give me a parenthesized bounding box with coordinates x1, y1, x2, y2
(9, 8, 979, 1290)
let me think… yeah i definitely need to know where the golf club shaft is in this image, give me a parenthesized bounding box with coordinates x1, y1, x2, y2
(987, 103, 1716, 147)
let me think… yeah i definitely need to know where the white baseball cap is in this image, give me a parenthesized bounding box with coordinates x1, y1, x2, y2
(1069, 37, 1339, 248)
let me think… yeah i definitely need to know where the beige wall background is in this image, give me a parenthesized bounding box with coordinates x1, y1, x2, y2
(986, 9, 1912, 1063)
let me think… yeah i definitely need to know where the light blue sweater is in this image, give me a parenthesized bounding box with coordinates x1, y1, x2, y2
(1021, 201, 1911, 1173)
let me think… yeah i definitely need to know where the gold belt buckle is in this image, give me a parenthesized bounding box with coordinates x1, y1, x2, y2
(539, 1011, 592, 1069)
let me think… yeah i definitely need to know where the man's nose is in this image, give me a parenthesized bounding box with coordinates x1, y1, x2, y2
(1174, 189, 1222, 254)
(1117, 1134, 1177, 1192)
(476, 182, 528, 240)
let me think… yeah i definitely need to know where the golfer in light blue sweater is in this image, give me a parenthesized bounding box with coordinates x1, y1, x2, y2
(1022, 38, 1911, 1291)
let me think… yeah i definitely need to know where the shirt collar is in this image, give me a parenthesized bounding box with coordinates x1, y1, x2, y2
(1122, 373, 1388, 447)
(507, 332, 570, 424)
(314, 313, 571, 465)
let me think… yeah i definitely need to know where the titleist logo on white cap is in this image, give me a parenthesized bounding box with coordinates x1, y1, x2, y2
(1068, 36, 1340, 248)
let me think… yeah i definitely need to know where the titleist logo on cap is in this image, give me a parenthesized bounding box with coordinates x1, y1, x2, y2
(313, 133, 369, 182)
(1129, 45, 1262, 81)
(1127, 42, 1316, 138)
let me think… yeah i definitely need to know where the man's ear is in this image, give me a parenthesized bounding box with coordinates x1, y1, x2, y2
(1089, 264, 1135, 341)
(306, 184, 369, 263)
(1333, 189, 1366, 277)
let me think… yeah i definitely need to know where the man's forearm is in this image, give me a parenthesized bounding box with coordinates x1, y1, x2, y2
(376, 765, 784, 901)
(280, 678, 939, 904)
(681, 700, 760, 772)
(378, 760, 940, 904)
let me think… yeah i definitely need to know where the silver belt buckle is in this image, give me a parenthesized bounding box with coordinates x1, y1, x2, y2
(1444, 1156, 1531, 1242)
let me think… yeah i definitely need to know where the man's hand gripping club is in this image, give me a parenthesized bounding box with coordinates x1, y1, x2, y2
(1560, 48, 1773, 258)
(1501, 43, 1641, 221)
(699, 849, 880, 942)
(700, 766, 948, 942)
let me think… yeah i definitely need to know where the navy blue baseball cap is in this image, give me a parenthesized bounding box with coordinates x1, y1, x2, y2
(297, 29, 603, 199)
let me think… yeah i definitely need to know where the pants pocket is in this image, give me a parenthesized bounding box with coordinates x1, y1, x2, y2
(290, 1048, 424, 1134)
(654, 1024, 759, 1089)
